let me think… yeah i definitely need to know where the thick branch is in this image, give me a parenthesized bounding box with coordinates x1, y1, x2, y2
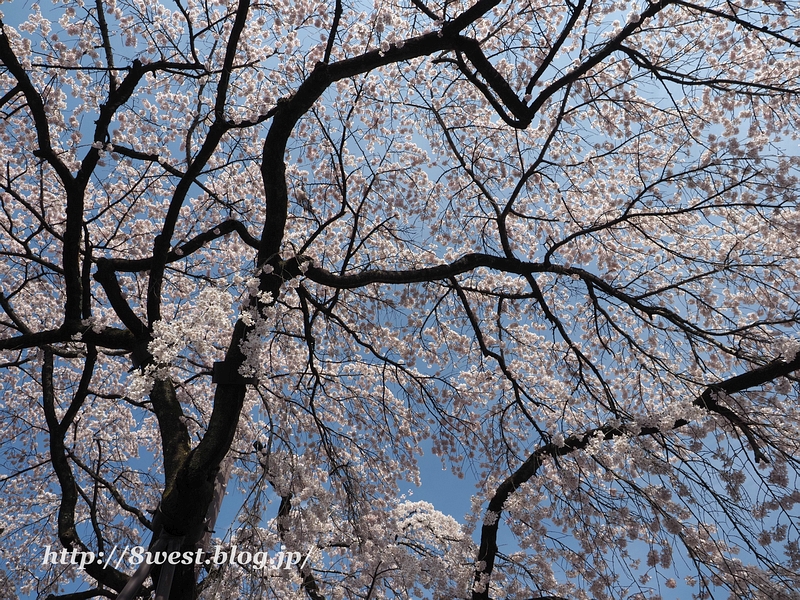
(44, 590, 115, 600)
(98, 219, 260, 273)
(93, 261, 150, 339)
(457, 37, 531, 127)
(301, 254, 723, 342)
(0, 324, 136, 351)
(149, 378, 191, 487)
(41, 350, 129, 592)
(303, 253, 536, 287)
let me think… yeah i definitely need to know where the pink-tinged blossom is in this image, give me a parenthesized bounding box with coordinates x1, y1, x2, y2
(1, 0, 800, 599)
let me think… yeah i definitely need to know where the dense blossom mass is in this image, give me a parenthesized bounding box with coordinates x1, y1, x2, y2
(1, 0, 800, 598)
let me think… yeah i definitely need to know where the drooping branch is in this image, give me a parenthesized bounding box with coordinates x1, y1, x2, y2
(671, 0, 800, 49)
(66, 449, 153, 530)
(620, 44, 800, 95)
(271, 489, 326, 600)
(471, 353, 800, 600)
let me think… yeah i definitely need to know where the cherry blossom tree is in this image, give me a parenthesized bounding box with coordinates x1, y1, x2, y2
(2, 0, 800, 598)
